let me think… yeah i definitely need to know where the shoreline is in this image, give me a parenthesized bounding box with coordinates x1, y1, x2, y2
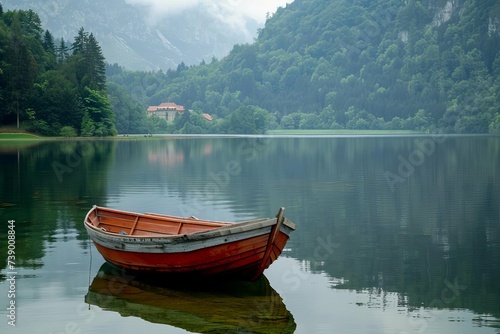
(1, 130, 499, 141)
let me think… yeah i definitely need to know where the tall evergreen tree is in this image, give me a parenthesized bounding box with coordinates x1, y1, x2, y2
(56, 38, 69, 64)
(84, 33, 106, 91)
(42, 30, 55, 53)
(6, 12, 36, 128)
(72, 27, 88, 55)
(41, 29, 57, 70)
(69, 28, 106, 92)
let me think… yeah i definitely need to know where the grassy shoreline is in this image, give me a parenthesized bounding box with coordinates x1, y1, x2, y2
(0, 133, 45, 139)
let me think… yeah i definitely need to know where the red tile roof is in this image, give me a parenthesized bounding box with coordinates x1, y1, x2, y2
(147, 102, 185, 112)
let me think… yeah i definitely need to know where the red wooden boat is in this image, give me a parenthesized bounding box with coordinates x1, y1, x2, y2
(84, 205, 295, 281)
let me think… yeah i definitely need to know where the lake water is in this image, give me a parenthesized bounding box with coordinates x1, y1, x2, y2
(0, 135, 499, 334)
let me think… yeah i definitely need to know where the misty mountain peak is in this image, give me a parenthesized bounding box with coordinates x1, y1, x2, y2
(2, 0, 262, 71)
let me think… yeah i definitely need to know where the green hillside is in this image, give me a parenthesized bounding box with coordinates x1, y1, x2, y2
(108, 0, 500, 134)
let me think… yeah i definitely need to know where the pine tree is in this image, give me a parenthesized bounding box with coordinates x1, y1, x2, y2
(42, 30, 55, 53)
(72, 27, 88, 55)
(70, 28, 106, 92)
(56, 38, 69, 64)
(6, 12, 36, 128)
(85, 33, 106, 91)
(42, 30, 57, 69)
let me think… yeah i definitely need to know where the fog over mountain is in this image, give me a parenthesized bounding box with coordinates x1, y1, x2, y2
(2, 0, 291, 71)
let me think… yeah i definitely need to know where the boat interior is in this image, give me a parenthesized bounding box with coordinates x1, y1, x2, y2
(86, 206, 232, 237)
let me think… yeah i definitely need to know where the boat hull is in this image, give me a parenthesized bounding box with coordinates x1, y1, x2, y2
(84, 206, 295, 280)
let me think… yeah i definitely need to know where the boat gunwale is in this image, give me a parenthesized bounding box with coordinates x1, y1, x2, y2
(84, 205, 295, 242)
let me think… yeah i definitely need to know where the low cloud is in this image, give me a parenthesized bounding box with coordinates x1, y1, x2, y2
(126, 0, 292, 27)
(126, 0, 201, 17)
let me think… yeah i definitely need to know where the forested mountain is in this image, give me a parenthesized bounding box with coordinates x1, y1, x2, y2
(1, 0, 262, 71)
(108, 0, 500, 134)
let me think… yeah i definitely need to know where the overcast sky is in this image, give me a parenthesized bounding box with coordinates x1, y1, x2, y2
(125, 0, 293, 28)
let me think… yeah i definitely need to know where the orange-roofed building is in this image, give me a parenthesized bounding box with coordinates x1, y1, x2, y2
(147, 102, 185, 122)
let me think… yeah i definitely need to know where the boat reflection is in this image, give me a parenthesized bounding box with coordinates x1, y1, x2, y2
(85, 263, 296, 333)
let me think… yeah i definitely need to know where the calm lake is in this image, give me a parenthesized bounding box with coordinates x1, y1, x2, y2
(1, 135, 499, 333)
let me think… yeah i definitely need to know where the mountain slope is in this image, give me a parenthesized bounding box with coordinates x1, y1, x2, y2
(2, 0, 261, 71)
(255, 0, 500, 128)
(108, 0, 500, 133)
